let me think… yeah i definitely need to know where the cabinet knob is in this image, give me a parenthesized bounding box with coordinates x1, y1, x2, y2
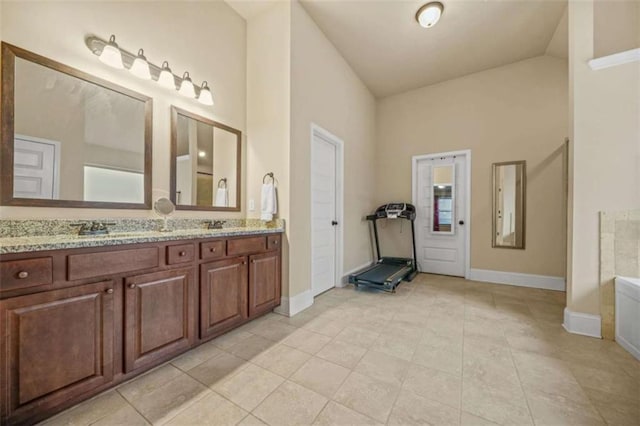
(17, 271, 29, 279)
(105, 288, 114, 294)
(242, 261, 246, 265)
(274, 240, 278, 245)
(179, 251, 186, 256)
(251, 259, 255, 264)
(210, 248, 216, 252)
(128, 283, 136, 289)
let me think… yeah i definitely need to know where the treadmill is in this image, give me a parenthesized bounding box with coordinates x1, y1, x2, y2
(349, 203, 418, 292)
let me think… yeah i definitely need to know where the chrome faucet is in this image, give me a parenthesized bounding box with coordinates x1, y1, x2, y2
(71, 221, 115, 236)
(204, 220, 225, 230)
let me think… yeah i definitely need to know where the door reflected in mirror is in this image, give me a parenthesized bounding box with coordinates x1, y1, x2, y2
(431, 164, 455, 234)
(492, 161, 526, 249)
(171, 107, 241, 211)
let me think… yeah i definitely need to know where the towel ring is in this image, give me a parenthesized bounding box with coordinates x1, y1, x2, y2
(263, 172, 275, 184)
(217, 178, 227, 189)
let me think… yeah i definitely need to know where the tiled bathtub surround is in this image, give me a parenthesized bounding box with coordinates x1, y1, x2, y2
(600, 210, 640, 340)
(0, 218, 285, 254)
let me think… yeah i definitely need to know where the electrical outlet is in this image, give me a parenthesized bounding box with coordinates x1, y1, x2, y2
(249, 199, 255, 211)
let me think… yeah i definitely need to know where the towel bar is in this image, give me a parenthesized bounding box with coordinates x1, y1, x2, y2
(263, 172, 275, 184)
(217, 178, 227, 188)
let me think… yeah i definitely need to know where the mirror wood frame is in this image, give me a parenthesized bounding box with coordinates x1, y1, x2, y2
(0, 42, 153, 209)
(170, 106, 242, 212)
(491, 160, 526, 249)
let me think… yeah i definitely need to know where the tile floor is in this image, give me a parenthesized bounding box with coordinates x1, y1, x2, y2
(43, 274, 639, 426)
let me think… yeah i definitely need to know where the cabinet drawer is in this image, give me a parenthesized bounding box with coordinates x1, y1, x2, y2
(0, 257, 53, 293)
(201, 241, 225, 260)
(227, 237, 266, 256)
(267, 235, 281, 251)
(167, 244, 195, 265)
(68, 247, 159, 281)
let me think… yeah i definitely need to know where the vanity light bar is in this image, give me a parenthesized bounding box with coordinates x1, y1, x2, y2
(85, 35, 214, 106)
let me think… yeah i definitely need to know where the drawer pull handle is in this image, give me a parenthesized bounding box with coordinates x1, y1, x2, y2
(129, 283, 136, 289)
(179, 251, 186, 256)
(105, 288, 114, 294)
(17, 271, 29, 279)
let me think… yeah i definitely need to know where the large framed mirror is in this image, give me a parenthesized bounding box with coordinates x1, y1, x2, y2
(1, 43, 152, 208)
(492, 160, 526, 249)
(170, 106, 241, 211)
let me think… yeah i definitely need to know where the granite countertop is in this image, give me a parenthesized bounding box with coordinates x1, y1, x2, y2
(0, 225, 284, 255)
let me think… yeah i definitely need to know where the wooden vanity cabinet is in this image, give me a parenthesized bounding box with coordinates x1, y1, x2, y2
(0, 280, 115, 424)
(249, 251, 281, 318)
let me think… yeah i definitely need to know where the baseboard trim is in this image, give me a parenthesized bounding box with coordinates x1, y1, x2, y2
(563, 307, 602, 338)
(468, 268, 565, 291)
(341, 261, 373, 285)
(273, 289, 314, 317)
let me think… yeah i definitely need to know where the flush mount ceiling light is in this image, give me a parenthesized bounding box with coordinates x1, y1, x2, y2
(130, 49, 151, 80)
(416, 2, 444, 28)
(198, 81, 214, 106)
(157, 61, 176, 89)
(179, 71, 196, 98)
(198, 150, 206, 158)
(98, 35, 124, 69)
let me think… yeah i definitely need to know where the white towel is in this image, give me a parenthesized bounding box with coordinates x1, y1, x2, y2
(260, 183, 277, 221)
(215, 188, 228, 207)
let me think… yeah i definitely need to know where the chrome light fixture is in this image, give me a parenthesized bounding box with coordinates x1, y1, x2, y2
(198, 81, 214, 106)
(99, 35, 124, 69)
(130, 49, 151, 80)
(416, 2, 444, 28)
(178, 72, 196, 97)
(157, 61, 176, 89)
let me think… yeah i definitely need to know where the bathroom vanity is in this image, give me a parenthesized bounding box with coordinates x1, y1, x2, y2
(0, 227, 282, 425)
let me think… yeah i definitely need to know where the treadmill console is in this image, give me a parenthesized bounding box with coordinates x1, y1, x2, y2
(372, 203, 416, 220)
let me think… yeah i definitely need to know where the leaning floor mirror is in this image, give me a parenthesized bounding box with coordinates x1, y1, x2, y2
(170, 106, 241, 212)
(492, 160, 526, 249)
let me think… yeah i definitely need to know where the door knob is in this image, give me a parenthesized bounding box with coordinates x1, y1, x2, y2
(331, 221, 338, 226)
(458, 220, 465, 225)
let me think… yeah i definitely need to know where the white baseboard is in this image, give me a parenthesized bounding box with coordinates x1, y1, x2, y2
(468, 268, 565, 291)
(273, 289, 314, 317)
(341, 261, 373, 285)
(563, 307, 602, 338)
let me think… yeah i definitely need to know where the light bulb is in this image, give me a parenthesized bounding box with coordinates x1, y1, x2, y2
(99, 35, 124, 69)
(197, 81, 214, 106)
(130, 49, 151, 80)
(416, 2, 444, 28)
(157, 61, 176, 89)
(198, 151, 206, 158)
(178, 71, 196, 97)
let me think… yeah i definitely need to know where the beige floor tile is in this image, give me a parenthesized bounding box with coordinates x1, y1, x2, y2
(568, 362, 640, 397)
(124, 373, 210, 424)
(212, 329, 255, 350)
(369, 334, 418, 361)
(278, 310, 318, 327)
(420, 328, 464, 353)
(354, 350, 410, 386)
(463, 355, 521, 394)
(227, 334, 276, 361)
(302, 316, 347, 337)
(249, 320, 299, 342)
(290, 356, 350, 398)
(170, 341, 222, 371)
(91, 402, 149, 426)
(118, 364, 183, 403)
(525, 389, 606, 426)
(334, 326, 380, 349)
(42, 390, 130, 426)
(312, 401, 381, 425)
(251, 344, 312, 378)
(237, 414, 268, 425)
(460, 411, 498, 426)
(413, 343, 463, 376)
(213, 364, 284, 411)
(333, 371, 401, 423)
(388, 389, 460, 426)
(164, 391, 247, 426)
(253, 381, 328, 426)
(461, 380, 532, 425)
(186, 351, 248, 387)
(462, 336, 512, 363)
(403, 364, 461, 409)
(281, 328, 332, 354)
(586, 388, 640, 426)
(316, 339, 367, 369)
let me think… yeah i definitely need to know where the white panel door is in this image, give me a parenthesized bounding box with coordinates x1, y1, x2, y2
(311, 134, 338, 296)
(14, 137, 59, 199)
(415, 154, 467, 277)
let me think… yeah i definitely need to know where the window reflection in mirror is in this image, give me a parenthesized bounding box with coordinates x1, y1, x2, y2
(11, 54, 148, 205)
(431, 164, 455, 234)
(492, 161, 525, 249)
(171, 107, 241, 211)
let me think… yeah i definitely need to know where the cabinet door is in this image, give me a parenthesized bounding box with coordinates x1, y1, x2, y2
(248, 252, 280, 318)
(0, 281, 114, 424)
(200, 257, 248, 340)
(124, 268, 195, 372)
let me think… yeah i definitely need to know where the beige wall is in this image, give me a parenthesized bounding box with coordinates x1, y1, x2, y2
(289, 0, 377, 297)
(376, 55, 568, 278)
(1, 0, 246, 219)
(567, 0, 640, 316)
(594, 0, 640, 57)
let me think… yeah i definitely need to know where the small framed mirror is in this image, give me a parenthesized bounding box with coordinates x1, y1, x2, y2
(1, 42, 152, 208)
(170, 106, 241, 211)
(431, 164, 455, 234)
(492, 161, 526, 249)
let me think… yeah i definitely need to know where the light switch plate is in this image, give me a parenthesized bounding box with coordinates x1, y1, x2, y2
(249, 199, 255, 211)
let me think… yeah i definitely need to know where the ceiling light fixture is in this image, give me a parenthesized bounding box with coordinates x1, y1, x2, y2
(130, 49, 151, 80)
(198, 151, 206, 158)
(98, 35, 124, 69)
(157, 61, 176, 89)
(416, 2, 444, 28)
(198, 81, 214, 106)
(179, 71, 196, 98)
